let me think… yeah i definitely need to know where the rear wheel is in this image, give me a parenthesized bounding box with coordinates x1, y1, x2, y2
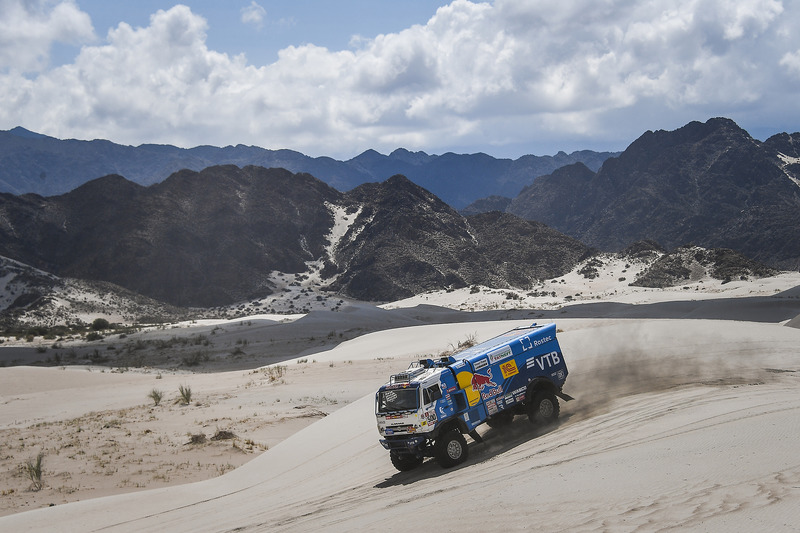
(390, 451, 423, 472)
(435, 429, 468, 468)
(528, 390, 559, 426)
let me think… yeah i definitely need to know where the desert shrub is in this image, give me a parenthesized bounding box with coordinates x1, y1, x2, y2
(192, 334, 210, 346)
(91, 318, 111, 331)
(458, 333, 477, 350)
(211, 429, 236, 441)
(148, 388, 163, 406)
(23, 453, 44, 491)
(266, 365, 286, 382)
(89, 349, 109, 363)
(186, 433, 206, 445)
(182, 351, 210, 366)
(178, 384, 192, 405)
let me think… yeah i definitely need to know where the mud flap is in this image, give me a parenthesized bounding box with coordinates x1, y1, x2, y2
(556, 391, 574, 402)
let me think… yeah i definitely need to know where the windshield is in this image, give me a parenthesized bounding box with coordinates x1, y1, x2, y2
(377, 388, 419, 413)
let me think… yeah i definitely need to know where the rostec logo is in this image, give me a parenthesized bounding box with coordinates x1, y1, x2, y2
(533, 335, 553, 347)
(471, 369, 497, 390)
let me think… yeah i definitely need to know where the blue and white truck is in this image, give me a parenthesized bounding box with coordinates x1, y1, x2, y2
(375, 322, 572, 471)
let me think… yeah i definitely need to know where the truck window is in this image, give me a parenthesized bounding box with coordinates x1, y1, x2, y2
(423, 385, 442, 405)
(377, 388, 419, 413)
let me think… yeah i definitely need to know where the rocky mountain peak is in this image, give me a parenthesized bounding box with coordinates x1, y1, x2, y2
(507, 118, 800, 270)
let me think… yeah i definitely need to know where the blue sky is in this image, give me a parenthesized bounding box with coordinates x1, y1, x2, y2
(1, 0, 799, 158)
(51, 1, 449, 67)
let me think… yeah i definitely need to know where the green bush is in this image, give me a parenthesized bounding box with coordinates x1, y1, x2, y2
(148, 388, 164, 406)
(24, 453, 44, 491)
(178, 384, 192, 405)
(91, 318, 111, 331)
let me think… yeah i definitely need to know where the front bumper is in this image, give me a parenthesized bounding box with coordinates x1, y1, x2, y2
(379, 435, 427, 452)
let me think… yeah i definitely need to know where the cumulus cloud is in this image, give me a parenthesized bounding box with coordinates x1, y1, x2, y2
(241, 1, 266, 29)
(780, 50, 800, 77)
(0, 0, 94, 72)
(0, 0, 798, 157)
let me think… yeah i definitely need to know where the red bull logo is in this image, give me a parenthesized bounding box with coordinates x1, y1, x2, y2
(471, 369, 497, 390)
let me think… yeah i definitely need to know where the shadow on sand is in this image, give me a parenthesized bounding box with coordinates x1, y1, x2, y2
(374, 416, 570, 488)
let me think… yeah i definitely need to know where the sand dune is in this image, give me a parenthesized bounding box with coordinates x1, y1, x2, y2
(2, 312, 799, 531)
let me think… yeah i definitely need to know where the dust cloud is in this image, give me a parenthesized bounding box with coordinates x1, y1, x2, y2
(557, 321, 778, 424)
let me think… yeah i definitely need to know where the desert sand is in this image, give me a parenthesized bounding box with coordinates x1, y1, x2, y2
(2, 273, 800, 531)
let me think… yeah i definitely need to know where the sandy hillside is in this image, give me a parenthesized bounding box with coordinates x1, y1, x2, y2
(1, 268, 800, 531)
(1, 308, 799, 531)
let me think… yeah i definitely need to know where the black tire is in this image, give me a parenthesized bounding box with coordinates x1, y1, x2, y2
(527, 390, 560, 426)
(435, 429, 468, 468)
(485, 411, 515, 428)
(390, 451, 423, 472)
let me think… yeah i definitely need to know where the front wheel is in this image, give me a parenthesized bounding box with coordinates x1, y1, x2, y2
(435, 429, 468, 468)
(528, 390, 560, 426)
(390, 451, 423, 472)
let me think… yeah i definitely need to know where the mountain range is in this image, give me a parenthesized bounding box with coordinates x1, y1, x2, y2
(0, 166, 589, 308)
(488, 118, 800, 270)
(0, 117, 796, 322)
(0, 127, 615, 209)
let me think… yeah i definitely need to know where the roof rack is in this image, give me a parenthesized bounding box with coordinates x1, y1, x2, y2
(389, 366, 427, 384)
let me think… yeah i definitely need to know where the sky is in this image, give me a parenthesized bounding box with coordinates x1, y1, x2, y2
(1, 0, 799, 159)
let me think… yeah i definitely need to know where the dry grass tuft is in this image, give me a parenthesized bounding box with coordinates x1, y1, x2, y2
(23, 453, 45, 492)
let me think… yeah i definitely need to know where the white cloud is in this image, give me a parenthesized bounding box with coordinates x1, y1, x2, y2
(241, 1, 266, 29)
(0, 0, 94, 72)
(1, 0, 799, 157)
(780, 50, 800, 77)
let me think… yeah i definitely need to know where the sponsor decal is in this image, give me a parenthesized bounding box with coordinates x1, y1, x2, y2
(534, 335, 553, 347)
(384, 391, 398, 402)
(424, 411, 437, 424)
(526, 351, 562, 371)
(500, 359, 519, 379)
(471, 369, 498, 390)
(457, 371, 481, 407)
(488, 345, 513, 364)
(486, 399, 498, 415)
(473, 358, 489, 371)
(481, 386, 503, 400)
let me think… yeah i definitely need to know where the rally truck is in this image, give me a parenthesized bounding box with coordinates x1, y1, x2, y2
(375, 322, 571, 471)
